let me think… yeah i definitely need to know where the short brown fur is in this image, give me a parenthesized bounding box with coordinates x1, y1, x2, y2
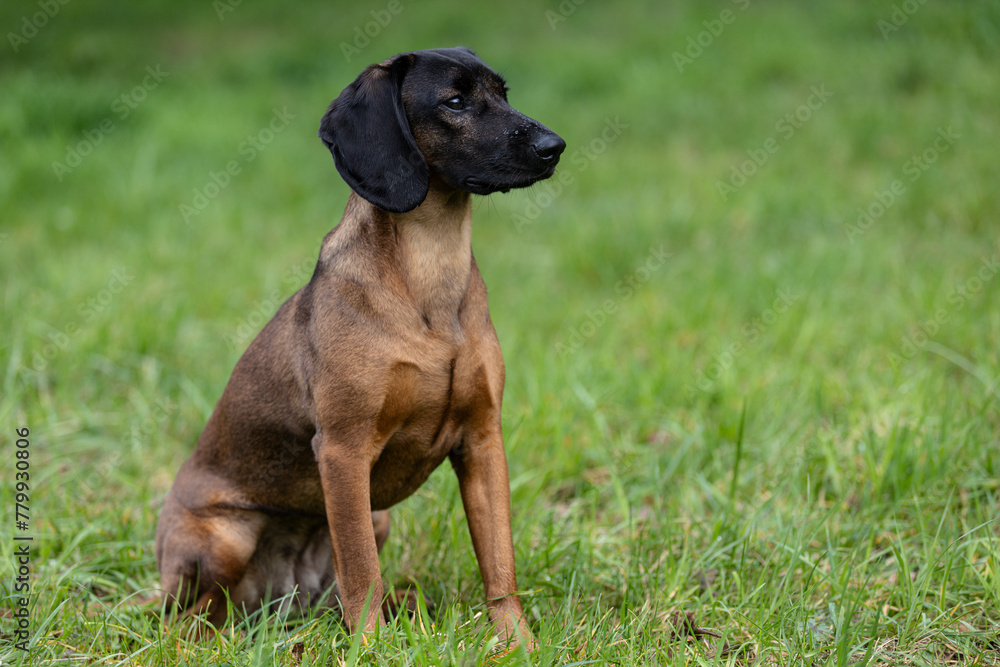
(155, 47, 565, 649)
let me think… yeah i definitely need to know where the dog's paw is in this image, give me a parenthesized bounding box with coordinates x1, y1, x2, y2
(381, 585, 433, 621)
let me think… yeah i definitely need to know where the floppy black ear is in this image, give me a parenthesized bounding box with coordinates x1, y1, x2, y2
(318, 55, 429, 213)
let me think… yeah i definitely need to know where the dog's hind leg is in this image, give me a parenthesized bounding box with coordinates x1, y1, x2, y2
(155, 493, 266, 626)
(372, 510, 390, 552)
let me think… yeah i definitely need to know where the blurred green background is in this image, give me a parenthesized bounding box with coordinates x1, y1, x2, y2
(2, 0, 999, 664)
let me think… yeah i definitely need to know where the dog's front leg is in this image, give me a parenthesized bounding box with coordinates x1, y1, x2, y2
(449, 433, 534, 649)
(315, 435, 385, 633)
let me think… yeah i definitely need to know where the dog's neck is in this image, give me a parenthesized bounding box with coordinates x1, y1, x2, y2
(328, 180, 473, 332)
(391, 180, 473, 331)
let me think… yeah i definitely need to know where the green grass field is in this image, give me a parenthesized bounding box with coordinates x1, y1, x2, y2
(2, 0, 999, 664)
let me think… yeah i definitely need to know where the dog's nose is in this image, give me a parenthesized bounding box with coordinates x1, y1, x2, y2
(532, 133, 566, 162)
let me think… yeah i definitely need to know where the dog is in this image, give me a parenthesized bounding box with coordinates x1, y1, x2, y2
(155, 47, 565, 648)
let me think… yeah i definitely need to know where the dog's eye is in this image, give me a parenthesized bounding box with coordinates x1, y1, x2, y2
(442, 96, 466, 111)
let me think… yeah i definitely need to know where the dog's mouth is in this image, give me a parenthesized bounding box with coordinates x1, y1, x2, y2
(464, 165, 559, 195)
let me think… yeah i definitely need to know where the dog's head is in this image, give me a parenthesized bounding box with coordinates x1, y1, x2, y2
(319, 47, 566, 213)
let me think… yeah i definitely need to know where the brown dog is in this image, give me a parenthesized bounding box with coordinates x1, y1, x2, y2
(155, 47, 565, 647)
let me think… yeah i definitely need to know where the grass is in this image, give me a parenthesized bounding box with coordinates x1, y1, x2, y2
(2, 0, 999, 664)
